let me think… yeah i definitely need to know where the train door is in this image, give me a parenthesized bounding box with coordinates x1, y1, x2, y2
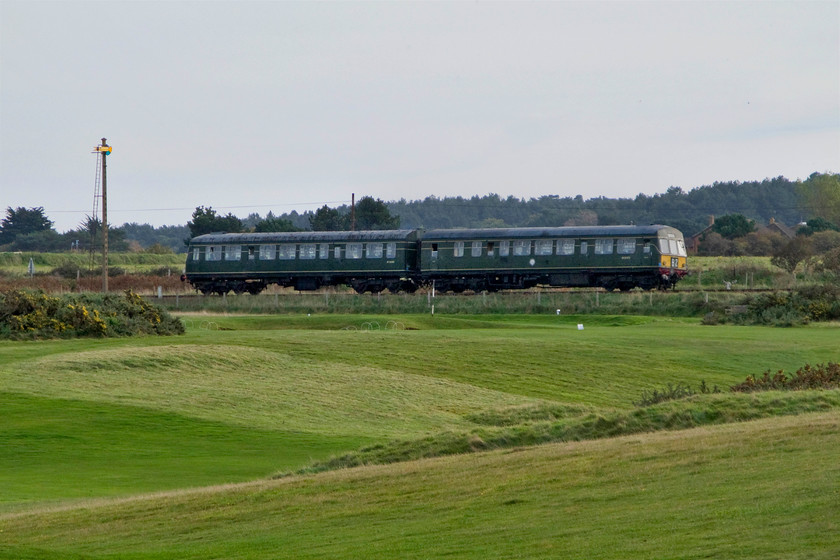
(642, 239, 654, 264)
(428, 243, 440, 272)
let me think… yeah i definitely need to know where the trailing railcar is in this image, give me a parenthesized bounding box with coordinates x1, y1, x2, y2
(417, 225, 687, 292)
(184, 230, 419, 295)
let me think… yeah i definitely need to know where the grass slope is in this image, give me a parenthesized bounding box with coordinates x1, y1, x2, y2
(1, 412, 837, 559)
(0, 392, 367, 509)
(1, 314, 838, 558)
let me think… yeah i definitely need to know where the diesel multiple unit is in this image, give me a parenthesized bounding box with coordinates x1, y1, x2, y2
(183, 225, 688, 295)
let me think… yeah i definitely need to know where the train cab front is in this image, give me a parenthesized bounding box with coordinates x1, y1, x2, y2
(657, 233, 688, 288)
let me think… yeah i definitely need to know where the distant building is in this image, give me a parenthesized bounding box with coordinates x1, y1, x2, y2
(687, 216, 796, 255)
(761, 217, 796, 239)
(686, 216, 715, 254)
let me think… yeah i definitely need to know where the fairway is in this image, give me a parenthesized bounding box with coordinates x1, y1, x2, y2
(1, 314, 838, 558)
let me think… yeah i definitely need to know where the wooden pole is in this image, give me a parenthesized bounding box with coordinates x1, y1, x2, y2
(100, 138, 109, 292)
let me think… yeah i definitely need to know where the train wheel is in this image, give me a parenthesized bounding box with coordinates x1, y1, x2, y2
(247, 283, 266, 295)
(351, 280, 367, 294)
(198, 284, 213, 295)
(401, 280, 419, 294)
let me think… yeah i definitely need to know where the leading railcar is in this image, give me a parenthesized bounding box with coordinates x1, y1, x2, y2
(182, 225, 687, 295)
(418, 225, 687, 292)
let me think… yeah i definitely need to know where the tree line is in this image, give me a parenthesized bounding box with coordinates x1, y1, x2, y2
(2, 173, 838, 258)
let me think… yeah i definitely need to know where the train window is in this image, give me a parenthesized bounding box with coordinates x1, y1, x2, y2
(259, 245, 275, 260)
(207, 246, 220, 261)
(499, 241, 510, 257)
(334, 246, 342, 259)
(580, 241, 588, 255)
(225, 245, 241, 261)
(248, 246, 256, 260)
(513, 240, 530, 256)
(366, 243, 383, 259)
(535, 239, 553, 256)
(386, 243, 396, 259)
(279, 244, 296, 260)
(454, 241, 464, 258)
(431, 243, 439, 259)
(192, 247, 200, 261)
(346, 243, 362, 259)
(320, 244, 329, 259)
(676, 239, 687, 257)
(471, 241, 482, 257)
(487, 242, 495, 257)
(557, 239, 575, 256)
(643, 243, 651, 254)
(594, 239, 613, 255)
(617, 238, 636, 255)
(300, 244, 316, 259)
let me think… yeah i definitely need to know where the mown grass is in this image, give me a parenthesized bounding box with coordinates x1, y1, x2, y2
(0, 392, 368, 509)
(1, 412, 837, 559)
(173, 314, 840, 407)
(1, 314, 838, 558)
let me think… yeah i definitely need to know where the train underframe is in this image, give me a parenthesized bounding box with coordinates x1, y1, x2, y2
(186, 274, 419, 296)
(186, 268, 684, 296)
(421, 269, 683, 293)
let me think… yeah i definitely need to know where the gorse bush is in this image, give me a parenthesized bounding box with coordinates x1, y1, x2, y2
(731, 362, 840, 392)
(0, 289, 184, 339)
(634, 363, 840, 407)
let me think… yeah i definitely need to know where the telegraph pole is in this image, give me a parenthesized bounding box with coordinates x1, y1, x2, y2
(93, 138, 112, 292)
(350, 192, 356, 231)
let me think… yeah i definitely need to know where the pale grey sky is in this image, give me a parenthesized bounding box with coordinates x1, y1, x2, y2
(1, 0, 838, 232)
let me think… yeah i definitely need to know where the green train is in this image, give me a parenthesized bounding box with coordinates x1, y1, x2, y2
(182, 225, 687, 295)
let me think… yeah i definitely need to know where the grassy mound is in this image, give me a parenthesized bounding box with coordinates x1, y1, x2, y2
(286, 390, 840, 476)
(0, 290, 184, 339)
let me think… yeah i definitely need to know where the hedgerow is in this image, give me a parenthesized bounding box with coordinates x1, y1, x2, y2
(0, 289, 184, 339)
(711, 285, 840, 326)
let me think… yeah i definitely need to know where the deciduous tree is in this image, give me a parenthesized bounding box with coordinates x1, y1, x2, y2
(771, 236, 813, 276)
(712, 214, 755, 239)
(798, 172, 840, 226)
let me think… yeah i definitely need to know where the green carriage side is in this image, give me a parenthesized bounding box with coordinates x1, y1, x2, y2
(185, 230, 419, 294)
(417, 225, 687, 292)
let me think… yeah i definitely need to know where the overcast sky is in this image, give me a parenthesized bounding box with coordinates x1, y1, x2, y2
(1, 1, 838, 232)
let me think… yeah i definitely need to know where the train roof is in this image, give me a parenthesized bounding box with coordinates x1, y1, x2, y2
(189, 229, 418, 245)
(189, 225, 685, 245)
(419, 225, 682, 240)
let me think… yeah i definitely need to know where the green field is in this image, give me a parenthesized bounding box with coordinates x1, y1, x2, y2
(1, 314, 838, 558)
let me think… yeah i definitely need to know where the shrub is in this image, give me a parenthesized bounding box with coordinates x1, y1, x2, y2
(731, 363, 840, 392)
(0, 289, 184, 339)
(633, 381, 720, 407)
